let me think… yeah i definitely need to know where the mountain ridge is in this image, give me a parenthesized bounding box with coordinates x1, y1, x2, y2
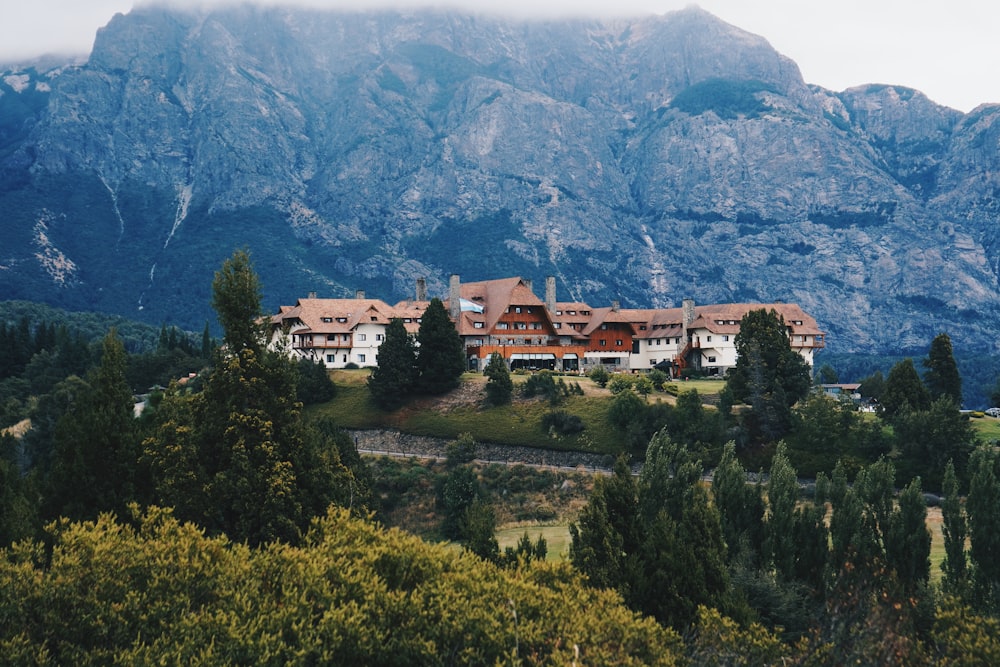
(2, 4, 1000, 356)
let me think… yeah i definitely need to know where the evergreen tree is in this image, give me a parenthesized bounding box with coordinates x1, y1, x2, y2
(145, 250, 354, 545)
(712, 441, 766, 567)
(940, 460, 969, 598)
(893, 395, 976, 490)
(44, 329, 138, 522)
(367, 318, 416, 409)
(415, 297, 466, 395)
(923, 332, 962, 405)
(880, 358, 931, 424)
(766, 443, 799, 580)
(727, 308, 812, 442)
(886, 477, 931, 595)
(967, 446, 1000, 612)
(483, 351, 513, 406)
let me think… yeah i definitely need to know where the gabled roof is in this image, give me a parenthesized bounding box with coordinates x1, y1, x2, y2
(272, 297, 401, 334)
(447, 277, 550, 335)
(688, 303, 824, 336)
(581, 307, 641, 336)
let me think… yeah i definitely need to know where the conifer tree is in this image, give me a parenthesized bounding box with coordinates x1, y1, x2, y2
(880, 358, 931, 423)
(923, 332, 962, 406)
(483, 351, 513, 406)
(415, 297, 466, 395)
(727, 308, 811, 442)
(367, 318, 416, 409)
(940, 460, 968, 597)
(45, 328, 137, 522)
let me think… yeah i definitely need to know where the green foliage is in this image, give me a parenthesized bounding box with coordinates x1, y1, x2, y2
(967, 446, 1000, 613)
(713, 442, 765, 567)
(588, 364, 610, 388)
(521, 370, 572, 405)
(415, 297, 466, 395)
(941, 460, 969, 598)
(437, 464, 481, 540)
(932, 597, 1000, 666)
(541, 409, 585, 436)
(924, 332, 963, 405)
(0, 507, 683, 665)
(295, 357, 336, 405)
(669, 78, 777, 119)
(445, 431, 478, 468)
(728, 308, 812, 443)
(44, 329, 139, 523)
(366, 318, 416, 409)
(881, 358, 932, 423)
(894, 396, 976, 490)
(786, 392, 891, 475)
(483, 351, 512, 406)
(608, 373, 635, 395)
(649, 368, 668, 391)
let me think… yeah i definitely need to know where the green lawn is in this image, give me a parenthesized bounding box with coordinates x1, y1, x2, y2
(496, 524, 573, 561)
(308, 370, 650, 454)
(971, 414, 1000, 442)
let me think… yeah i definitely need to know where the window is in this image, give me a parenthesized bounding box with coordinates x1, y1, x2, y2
(343, 355, 347, 362)
(358, 354, 366, 363)
(554, 323, 562, 329)
(497, 322, 509, 329)
(526, 307, 532, 313)
(358, 333, 366, 341)
(531, 322, 542, 329)
(650, 359, 657, 365)
(371, 316, 377, 321)
(708, 356, 716, 363)
(376, 334, 384, 341)
(706, 335, 712, 342)
(616, 339, 623, 346)
(322, 317, 333, 323)
(599, 339, 607, 346)
(723, 335, 729, 341)
(600, 324, 608, 330)
(567, 310, 576, 315)
(337, 317, 347, 323)
(515, 307, 522, 314)
(474, 321, 484, 329)
(327, 354, 335, 363)
(639, 325, 647, 330)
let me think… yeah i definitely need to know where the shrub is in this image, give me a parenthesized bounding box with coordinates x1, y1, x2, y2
(588, 365, 610, 388)
(541, 410, 586, 436)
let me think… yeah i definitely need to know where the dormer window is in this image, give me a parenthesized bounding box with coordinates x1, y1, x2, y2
(336, 317, 347, 323)
(322, 317, 333, 323)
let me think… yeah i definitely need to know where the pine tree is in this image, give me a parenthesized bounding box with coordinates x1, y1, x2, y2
(367, 318, 416, 409)
(923, 332, 962, 405)
(483, 351, 513, 406)
(45, 328, 137, 522)
(880, 358, 931, 423)
(967, 446, 1000, 612)
(712, 441, 766, 567)
(940, 460, 968, 597)
(415, 297, 466, 395)
(727, 308, 812, 442)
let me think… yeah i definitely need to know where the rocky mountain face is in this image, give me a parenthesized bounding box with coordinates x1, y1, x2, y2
(2, 4, 1000, 356)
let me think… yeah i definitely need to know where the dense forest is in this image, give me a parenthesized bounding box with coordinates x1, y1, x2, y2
(2, 250, 1000, 664)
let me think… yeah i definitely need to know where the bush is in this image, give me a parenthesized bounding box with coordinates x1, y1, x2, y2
(541, 410, 586, 436)
(588, 365, 610, 388)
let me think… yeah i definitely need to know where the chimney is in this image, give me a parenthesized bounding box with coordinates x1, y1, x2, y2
(308, 291, 317, 299)
(415, 277, 427, 302)
(611, 300, 620, 312)
(682, 298, 695, 343)
(545, 276, 556, 312)
(355, 290, 365, 300)
(524, 278, 533, 294)
(449, 274, 461, 319)
(682, 298, 696, 326)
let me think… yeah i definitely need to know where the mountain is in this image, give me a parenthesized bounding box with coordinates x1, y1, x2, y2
(2, 4, 1000, 356)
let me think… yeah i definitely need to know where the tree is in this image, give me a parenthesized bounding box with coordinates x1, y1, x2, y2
(44, 329, 138, 522)
(145, 250, 355, 545)
(880, 358, 931, 424)
(923, 332, 962, 406)
(712, 441, 765, 567)
(894, 396, 976, 491)
(296, 357, 336, 405)
(588, 364, 610, 388)
(967, 446, 1000, 612)
(483, 352, 513, 406)
(367, 318, 416, 409)
(415, 297, 466, 395)
(940, 460, 969, 598)
(727, 308, 812, 442)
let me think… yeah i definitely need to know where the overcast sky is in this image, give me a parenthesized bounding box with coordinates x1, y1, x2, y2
(2, 0, 997, 112)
